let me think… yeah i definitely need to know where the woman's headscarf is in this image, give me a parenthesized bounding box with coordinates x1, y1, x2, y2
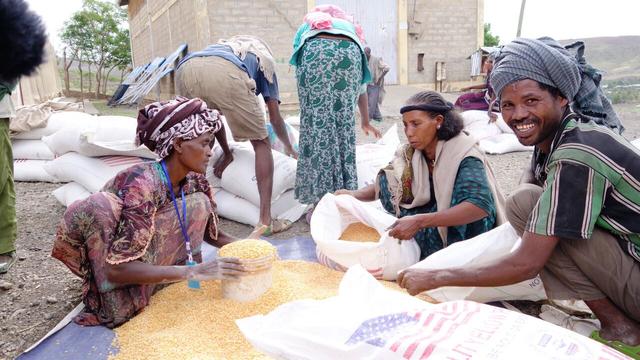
(304, 4, 366, 43)
(136, 96, 222, 159)
(490, 37, 623, 134)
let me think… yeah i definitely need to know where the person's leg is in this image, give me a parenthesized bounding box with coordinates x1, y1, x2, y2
(558, 231, 640, 346)
(587, 298, 640, 347)
(250, 137, 274, 226)
(504, 183, 543, 236)
(0, 118, 17, 273)
(193, 59, 283, 233)
(507, 183, 640, 346)
(367, 85, 381, 120)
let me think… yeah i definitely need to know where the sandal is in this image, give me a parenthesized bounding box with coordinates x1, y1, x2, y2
(590, 330, 640, 359)
(248, 219, 293, 238)
(0, 251, 17, 274)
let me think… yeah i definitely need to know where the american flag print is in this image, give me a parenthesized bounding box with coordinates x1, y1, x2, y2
(345, 301, 483, 359)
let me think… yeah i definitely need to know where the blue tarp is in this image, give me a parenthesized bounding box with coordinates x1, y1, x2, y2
(18, 236, 317, 360)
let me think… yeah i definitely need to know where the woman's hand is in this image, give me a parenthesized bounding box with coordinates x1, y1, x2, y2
(361, 122, 382, 139)
(335, 185, 377, 202)
(397, 268, 440, 296)
(388, 216, 423, 240)
(188, 257, 245, 281)
(334, 189, 354, 196)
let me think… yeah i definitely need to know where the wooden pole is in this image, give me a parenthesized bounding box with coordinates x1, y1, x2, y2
(516, 0, 527, 37)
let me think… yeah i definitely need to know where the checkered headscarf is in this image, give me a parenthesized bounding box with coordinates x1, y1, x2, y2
(490, 37, 623, 133)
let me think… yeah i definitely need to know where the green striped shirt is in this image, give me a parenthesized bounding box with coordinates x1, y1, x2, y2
(528, 117, 640, 262)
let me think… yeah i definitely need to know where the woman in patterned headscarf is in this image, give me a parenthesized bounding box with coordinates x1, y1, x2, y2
(52, 97, 245, 328)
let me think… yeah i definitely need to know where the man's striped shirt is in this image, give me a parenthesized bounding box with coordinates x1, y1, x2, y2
(527, 117, 640, 262)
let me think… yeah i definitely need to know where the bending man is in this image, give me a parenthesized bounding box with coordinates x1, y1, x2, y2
(176, 35, 297, 237)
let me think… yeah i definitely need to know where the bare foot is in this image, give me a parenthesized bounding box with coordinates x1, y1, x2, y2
(586, 298, 640, 346)
(600, 321, 640, 346)
(213, 153, 234, 178)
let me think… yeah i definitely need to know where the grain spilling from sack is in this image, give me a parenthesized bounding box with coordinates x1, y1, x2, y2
(110, 261, 422, 359)
(340, 222, 380, 242)
(218, 239, 277, 259)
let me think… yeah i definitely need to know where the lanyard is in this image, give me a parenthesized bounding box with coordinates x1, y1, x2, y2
(160, 160, 200, 289)
(161, 160, 194, 262)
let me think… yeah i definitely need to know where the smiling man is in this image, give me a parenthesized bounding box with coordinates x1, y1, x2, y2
(397, 38, 640, 358)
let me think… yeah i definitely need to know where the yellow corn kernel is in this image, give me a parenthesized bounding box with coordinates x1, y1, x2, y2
(110, 261, 435, 360)
(340, 222, 380, 242)
(218, 239, 277, 260)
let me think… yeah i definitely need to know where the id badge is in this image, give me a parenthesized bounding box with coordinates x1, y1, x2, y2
(187, 260, 201, 289)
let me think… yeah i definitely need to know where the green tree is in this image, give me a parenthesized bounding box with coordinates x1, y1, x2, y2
(60, 0, 130, 98)
(102, 28, 131, 94)
(61, 9, 92, 95)
(484, 23, 500, 46)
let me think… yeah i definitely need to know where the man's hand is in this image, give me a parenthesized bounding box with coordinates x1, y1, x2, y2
(397, 268, 440, 296)
(361, 123, 382, 139)
(213, 152, 234, 178)
(284, 145, 299, 159)
(388, 216, 423, 240)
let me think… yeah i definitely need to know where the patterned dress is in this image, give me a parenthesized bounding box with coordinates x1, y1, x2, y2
(52, 162, 218, 328)
(294, 37, 363, 204)
(378, 157, 496, 259)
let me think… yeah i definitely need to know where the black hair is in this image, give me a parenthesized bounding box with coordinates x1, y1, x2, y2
(0, 0, 47, 83)
(405, 91, 464, 140)
(536, 82, 564, 99)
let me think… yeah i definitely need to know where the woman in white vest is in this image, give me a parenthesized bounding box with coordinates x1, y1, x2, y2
(336, 91, 506, 259)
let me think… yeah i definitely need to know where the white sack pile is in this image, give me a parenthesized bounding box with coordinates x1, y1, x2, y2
(11, 111, 156, 206)
(461, 110, 533, 154)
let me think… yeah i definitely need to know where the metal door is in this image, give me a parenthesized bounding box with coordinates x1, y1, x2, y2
(315, 0, 398, 84)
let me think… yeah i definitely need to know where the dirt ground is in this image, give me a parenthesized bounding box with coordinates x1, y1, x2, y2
(1, 103, 639, 359)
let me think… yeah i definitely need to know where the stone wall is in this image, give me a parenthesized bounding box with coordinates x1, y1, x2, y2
(407, 0, 483, 88)
(123, 0, 482, 102)
(206, 0, 306, 103)
(125, 0, 305, 103)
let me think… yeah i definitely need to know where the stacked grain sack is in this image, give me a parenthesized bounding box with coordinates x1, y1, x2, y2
(209, 116, 308, 226)
(11, 110, 156, 206)
(460, 110, 533, 154)
(212, 121, 402, 227)
(12, 110, 152, 190)
(15, 102, 399, 228)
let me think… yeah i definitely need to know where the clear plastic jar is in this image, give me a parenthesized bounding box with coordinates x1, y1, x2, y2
(221, 254, 276, 302)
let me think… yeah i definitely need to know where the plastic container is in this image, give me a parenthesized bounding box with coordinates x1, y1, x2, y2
(221, 253, 277, 302)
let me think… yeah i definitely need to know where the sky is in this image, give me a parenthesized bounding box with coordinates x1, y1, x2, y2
(26, 0, 83, 51)
(25, 0, 640, 51)
(485, 0, 640, 44)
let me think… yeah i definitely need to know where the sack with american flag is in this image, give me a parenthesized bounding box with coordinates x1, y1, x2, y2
(238, 265, 623, 360)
